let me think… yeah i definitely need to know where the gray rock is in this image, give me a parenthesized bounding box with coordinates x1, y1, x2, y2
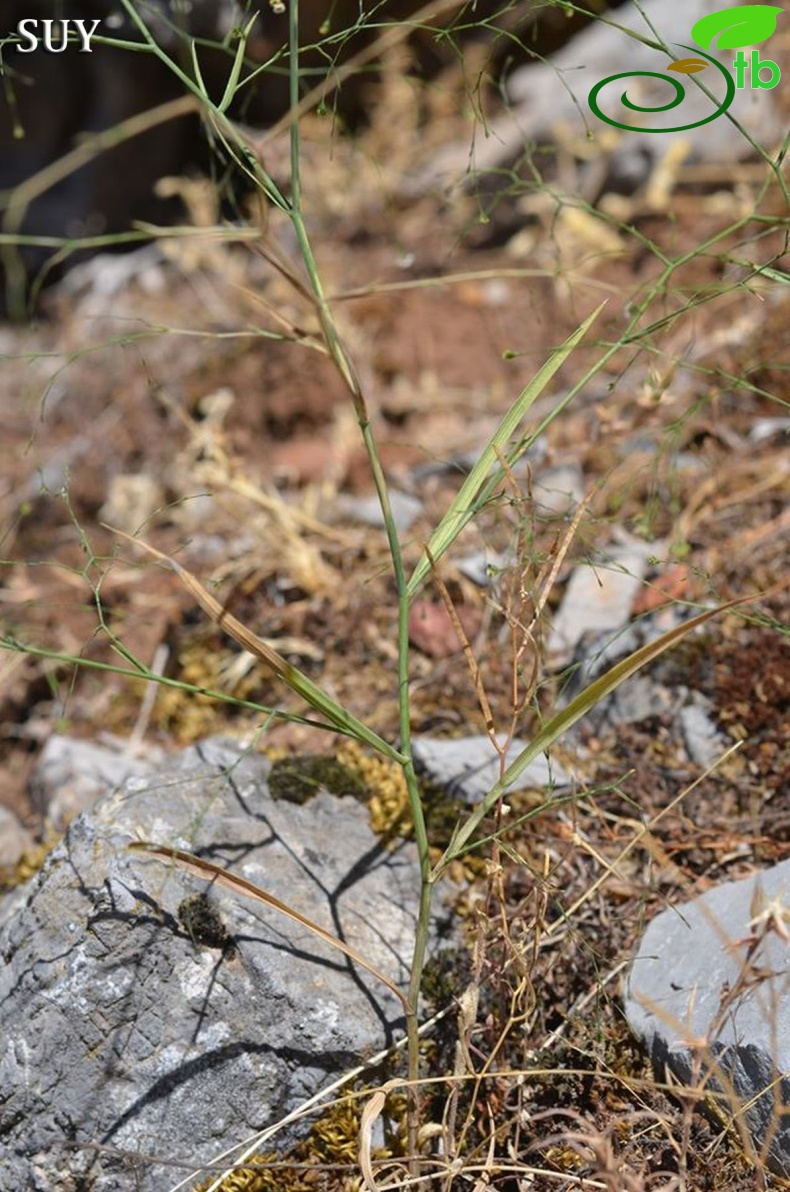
(457, 550, 509, 588)
(602, 674, 685, 727)
(30, 733, 157, 829)
(547, 541, 653, 668)
(0, 805, 33, 869)
(0, 738, 450, 1191)
(625, 858, 790, 1175)
(749, 418, 790, 444)
(680, 695, 730, 767)
(413, 734, 572, 804)
(559, 602, 704, 702)
(343, 489, 424, 532)
(532, 464, 585, 516)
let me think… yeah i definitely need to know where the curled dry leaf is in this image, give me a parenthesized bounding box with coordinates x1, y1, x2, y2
(359, 1089, 387, 1192)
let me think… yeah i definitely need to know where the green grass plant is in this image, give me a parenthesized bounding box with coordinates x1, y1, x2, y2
(1, 2, 788, 1188)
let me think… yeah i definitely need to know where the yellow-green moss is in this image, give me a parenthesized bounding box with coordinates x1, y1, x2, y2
(192, 1084, 407, 1192)
(0, 829, 61, 893)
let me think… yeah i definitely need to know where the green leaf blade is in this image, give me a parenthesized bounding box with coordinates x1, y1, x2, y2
(406, 304, 604, 600)
(435, 594, 757, 874)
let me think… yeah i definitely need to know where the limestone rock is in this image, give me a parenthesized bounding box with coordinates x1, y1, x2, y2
(413, 735, 572, 804)
(0, 738, 451, 1191)
(0, 805, 33, 869)
(624, 858, 790, 1175)
(546, 541, 654, 669)
(30, 733, 158, 829)
(679, 695, 730, 768)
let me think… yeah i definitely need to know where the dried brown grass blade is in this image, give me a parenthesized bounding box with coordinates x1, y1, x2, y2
(112, 530, 290, 677)
(359, 1088, 387, 1192)
(109, 528, 404, 762)
(128, 841, 407, 1009)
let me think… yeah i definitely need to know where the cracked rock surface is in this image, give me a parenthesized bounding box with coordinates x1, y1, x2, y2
(0, 738, 449, 1191)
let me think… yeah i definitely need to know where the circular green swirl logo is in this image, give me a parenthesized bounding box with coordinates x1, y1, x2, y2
(588, 44, 736, 132)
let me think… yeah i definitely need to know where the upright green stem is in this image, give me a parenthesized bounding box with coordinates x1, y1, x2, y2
(285, 0, 432, 1171)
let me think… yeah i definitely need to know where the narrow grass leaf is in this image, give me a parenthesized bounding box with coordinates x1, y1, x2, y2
(437, 594, 758, 872)
(218, 15, 258, 113)
(189, 37, 207, 99)
(128, 841, 408, 1010)
(407, 305, 603, 598)
(0, 636, 348, 731)
(112, 530, 405, 763)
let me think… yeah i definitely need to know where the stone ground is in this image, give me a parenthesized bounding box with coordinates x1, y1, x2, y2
(0, 24, 789, 1192)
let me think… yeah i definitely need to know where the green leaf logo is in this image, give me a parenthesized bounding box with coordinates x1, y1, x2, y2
(667, 57, 709, 72)
(691, 4, 783, 50)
